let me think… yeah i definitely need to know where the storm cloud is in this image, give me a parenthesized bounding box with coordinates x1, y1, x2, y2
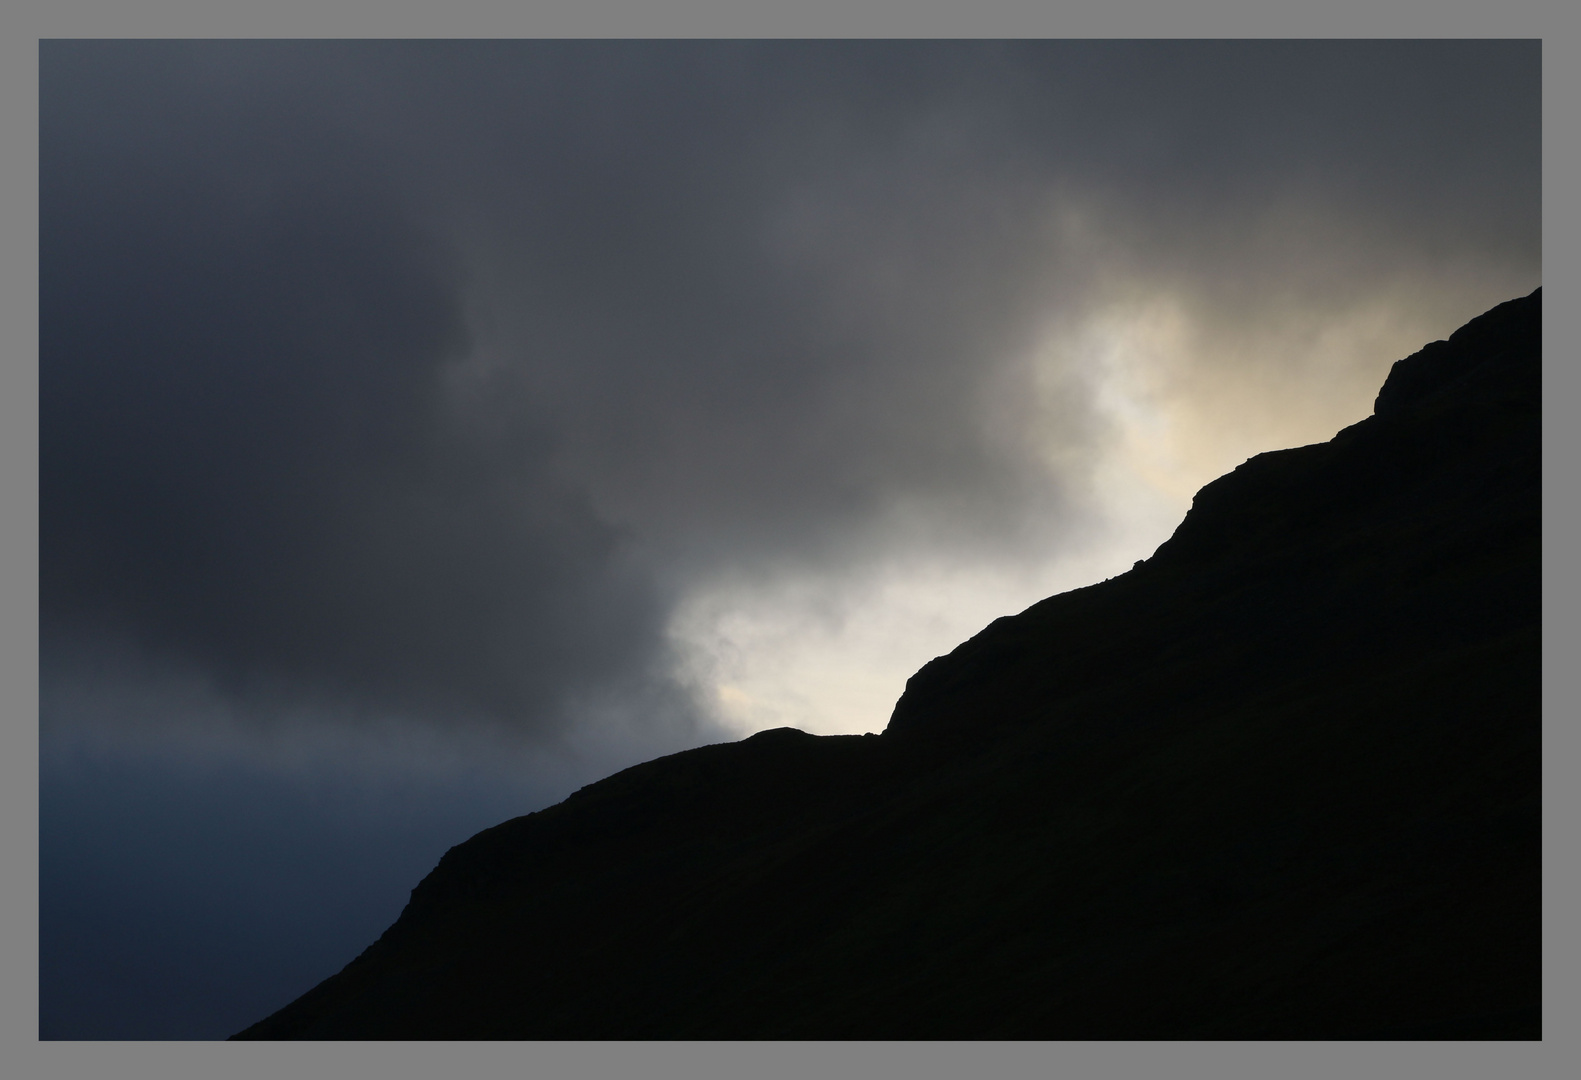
(41, 40, 1540, 755)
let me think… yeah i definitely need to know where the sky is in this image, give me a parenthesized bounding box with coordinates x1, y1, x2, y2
(38, 39, 1540, 1039)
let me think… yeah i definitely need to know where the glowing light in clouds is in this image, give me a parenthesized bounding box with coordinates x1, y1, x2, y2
(670, 280, 1516, 740)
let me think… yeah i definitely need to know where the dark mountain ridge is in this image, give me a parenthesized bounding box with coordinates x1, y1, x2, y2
(236, 289, 1540, 1040)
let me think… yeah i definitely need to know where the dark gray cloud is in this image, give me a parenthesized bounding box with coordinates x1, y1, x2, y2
(40, 41, 1540, 748)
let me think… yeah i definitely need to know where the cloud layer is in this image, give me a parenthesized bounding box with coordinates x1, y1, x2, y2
(41, 41, 1540, 756)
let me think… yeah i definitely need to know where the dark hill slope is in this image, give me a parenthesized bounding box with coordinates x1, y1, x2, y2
(236, 289, 1540, 1040)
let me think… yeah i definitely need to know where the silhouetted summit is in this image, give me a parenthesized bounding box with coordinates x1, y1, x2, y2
(237, 289, 1540, 1040)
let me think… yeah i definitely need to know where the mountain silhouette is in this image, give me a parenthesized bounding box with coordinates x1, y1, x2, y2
(235, 289, 1540, 1040)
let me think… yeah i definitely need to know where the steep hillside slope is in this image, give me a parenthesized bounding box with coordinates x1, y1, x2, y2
(237, 289, 1540, 1040)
